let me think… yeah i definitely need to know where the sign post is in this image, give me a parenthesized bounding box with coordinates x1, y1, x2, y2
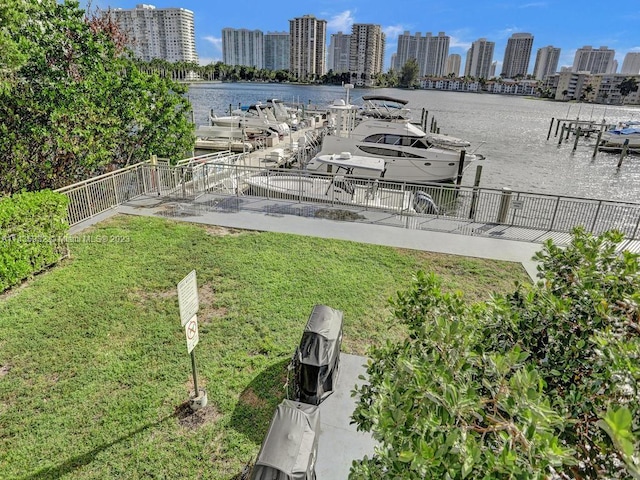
(177, 270, 207, 409)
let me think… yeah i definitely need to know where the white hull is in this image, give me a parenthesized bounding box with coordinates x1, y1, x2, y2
(244, 173, 416, 212)
(600, 133, 640, 149)
(307, 135, 472, 183)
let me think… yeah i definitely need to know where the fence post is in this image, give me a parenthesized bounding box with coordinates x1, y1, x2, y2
(549, 196, 561, 231)
(590, 200, 603, 234)
(112, 175, 119, 206)
(468, 165, 483, 220)
(546, 117, 554, 141)
(84, 184, 93, 218)
(497, 187, 512, 224)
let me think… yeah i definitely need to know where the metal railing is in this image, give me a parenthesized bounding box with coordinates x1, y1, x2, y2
(56, 158, 640, 241)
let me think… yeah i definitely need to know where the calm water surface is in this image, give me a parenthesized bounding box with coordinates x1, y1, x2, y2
(186, 83, 640, 203)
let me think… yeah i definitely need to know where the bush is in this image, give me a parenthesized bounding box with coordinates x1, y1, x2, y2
(351, 228, 640, 479)
(0, 190, 69, 291)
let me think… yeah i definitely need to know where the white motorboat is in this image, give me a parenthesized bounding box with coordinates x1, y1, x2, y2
(599, 121, 640, 150)
(306, 98, 481, 184)
(243, 152, 439, 214)
(210, 102, 290, 138)
(266, 99, 300, 129)
(359, 95, 474, 150)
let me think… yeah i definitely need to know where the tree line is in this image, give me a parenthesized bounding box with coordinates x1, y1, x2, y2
(0, 0, 194, 195)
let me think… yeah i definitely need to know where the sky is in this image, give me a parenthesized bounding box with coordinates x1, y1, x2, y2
(83, 0, 640, 73)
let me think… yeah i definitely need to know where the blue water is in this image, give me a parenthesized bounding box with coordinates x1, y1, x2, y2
(186, 83, 640, 203)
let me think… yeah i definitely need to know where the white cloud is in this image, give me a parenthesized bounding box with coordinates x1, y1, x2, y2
(449, 35, 471, 51)
(327, 10, 355, 33)
(383, 25, 406, 40)
(519, 2, 548, 7)
(203, 35, 222, 52)
(198, 56, 221, 66)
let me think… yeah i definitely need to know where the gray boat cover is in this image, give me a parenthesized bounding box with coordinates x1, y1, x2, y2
(251, 400, 320, 480)
(299, 305, 343, 367)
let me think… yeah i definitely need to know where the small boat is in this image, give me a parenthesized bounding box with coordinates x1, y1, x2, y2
(243, 152, 439, 214)
(210, 102, 290, 138)
(599, 121, 640, 151)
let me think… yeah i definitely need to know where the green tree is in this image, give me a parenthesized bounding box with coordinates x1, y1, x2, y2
(0, 0, 194, 194)
(399, 58, 419, 88)
(351, 228, 640, 479)
(619, 77, 639, 104)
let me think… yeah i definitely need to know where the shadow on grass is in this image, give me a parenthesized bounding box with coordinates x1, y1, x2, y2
(229, 357, 291, 445)
(21, 401, 201, 480)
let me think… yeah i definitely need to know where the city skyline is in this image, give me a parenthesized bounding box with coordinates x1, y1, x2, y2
(83, 0, 640, 73)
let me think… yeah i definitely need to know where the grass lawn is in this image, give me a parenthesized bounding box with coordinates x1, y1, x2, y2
(0, 214, 531, 479)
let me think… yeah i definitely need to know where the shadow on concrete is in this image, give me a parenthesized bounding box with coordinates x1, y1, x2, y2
(228, 357, 291, 445)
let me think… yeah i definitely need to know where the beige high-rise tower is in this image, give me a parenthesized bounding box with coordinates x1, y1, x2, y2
(349, 24, 385, 87)
(501, 33, 534, 78)
(289, 15, 327, 81)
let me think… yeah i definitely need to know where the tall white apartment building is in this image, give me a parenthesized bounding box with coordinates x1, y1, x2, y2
(263, 32, 289, 71)
(572, 46, 615, 74)
(501, 33, 534, 78)
(111, 4, 198, 63)
(349, 24, 385, 86)
(289, 15, 327, 81)
(446, 54, 461, 77)
(222, 28, 263, 68)
(394, 31, 419, 71)
(328, 32, 351, 73)
(464, 38, 495, 78)
(621, 52, 640, 74)
(419, 32, 450, 76)
(533, 45, 560, 80)
(394, 31, 449, 76)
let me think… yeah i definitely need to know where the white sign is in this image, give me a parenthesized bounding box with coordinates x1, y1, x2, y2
(184, 315, 199, 353)
(177, 270, 199, 326)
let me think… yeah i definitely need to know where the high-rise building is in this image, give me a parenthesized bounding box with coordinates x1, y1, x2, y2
(111, 4, 198, 63)
(328, 32, 351, 73)
(289, 15, 327, 81)
(533, 46, 560, 80)
(501, 33, 534, 78)
(222, 28, 263, 68)
(419, 32, 450, 76)
(464, 38, 495, 78)
(394, 31, 419, 71)
(621, 52, 640, 74)
(264, 32, 289, 71)
(393, 31, 449, 76)
(349, 24, 385, 87)
(572, 46, 615, 74)
(489, 62, 497, 78)
(446, 54, 461, 76)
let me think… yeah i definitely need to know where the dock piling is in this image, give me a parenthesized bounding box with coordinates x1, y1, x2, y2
(617, 139, 630, 168)
(572, 127, 581, 152)
(592, 130, 603, 159)
(547, 117, 554, 141)
(456, 150, 466, 186)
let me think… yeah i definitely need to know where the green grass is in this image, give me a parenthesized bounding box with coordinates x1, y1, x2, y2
(0, 215, 531, 479)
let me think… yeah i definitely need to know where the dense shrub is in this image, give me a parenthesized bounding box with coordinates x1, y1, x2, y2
(0, 190, 69, 291)
(351, 228, 640, 479)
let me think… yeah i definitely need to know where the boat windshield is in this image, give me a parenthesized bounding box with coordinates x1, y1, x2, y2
(364, 133, 429, 149)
